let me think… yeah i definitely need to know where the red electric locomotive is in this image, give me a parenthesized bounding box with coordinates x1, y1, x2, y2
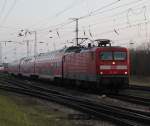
(6, 39, 130, 91)
(63, 40, 129, 89)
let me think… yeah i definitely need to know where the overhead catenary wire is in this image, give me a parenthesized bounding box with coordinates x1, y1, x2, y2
(80, 3, 150, 29)
(65, 2, 150, 40)
(34, 0, 121, 32)
(35, 0, 146, 33)
(0, 0, 148, 34)
(0, 0, 17, 26)
(94, 19, 150, 37)
(79, 0, 144, 20)
(79, 0, 121, 19)
(1, 0, 150, 62)
(0, 0, 7, 21)
(55, 0, 81, 17)
(33, 13, 150, 51)
(32, 0, 149, 44)
(26, 0, 121, 42)
(28, 0, 86, 29)
(83, 18, 148, 33)
(36, 19, 74, 32)
(25, 7, 150, 48)
(127, 5, 148, 25)
(0, 25, 21, 30)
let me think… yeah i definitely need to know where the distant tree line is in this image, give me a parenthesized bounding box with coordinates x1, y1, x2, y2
(130, 49, 150, 76)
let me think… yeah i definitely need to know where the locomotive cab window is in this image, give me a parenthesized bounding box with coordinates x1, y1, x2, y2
(100, 52, 113, 60)
(114, 52, 126, 60)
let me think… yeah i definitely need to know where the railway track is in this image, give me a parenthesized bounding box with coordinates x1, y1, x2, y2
(0, 76, 150, 125)
(130, 85, 150, 92)
(3, 74, 150, 106)
(1, 73, 150, 106)
(109, 94, 150, 106)
(112, 85, 150, 106)
(8, 78, 150, 116)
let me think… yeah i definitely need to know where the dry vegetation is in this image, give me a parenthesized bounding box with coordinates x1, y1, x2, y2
(0, 90, 75, 126)
(130, 46, 150, 87)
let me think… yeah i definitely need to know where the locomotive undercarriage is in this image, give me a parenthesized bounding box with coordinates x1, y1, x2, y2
(12, 72, 129, 94)
(97, 75, 129, 92)
(53, 75, 129, 94)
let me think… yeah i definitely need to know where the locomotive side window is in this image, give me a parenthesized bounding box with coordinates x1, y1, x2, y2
(114, 52, 126, 60)
(100, 52, 113, 60)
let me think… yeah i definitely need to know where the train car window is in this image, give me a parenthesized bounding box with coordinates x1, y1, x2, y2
(100, 52, 113, 60)
(114, 52, 126, 60)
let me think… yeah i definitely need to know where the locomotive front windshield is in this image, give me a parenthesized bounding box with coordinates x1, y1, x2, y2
(100, 51, 126, 60)
(100, 52, 113, 60)
(114, 52, 126, 60)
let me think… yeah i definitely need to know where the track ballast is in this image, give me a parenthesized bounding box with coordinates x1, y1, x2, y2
(0, 74, 150, 126)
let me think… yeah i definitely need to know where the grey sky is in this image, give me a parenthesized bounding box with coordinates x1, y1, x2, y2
(0, 0, 149, 62)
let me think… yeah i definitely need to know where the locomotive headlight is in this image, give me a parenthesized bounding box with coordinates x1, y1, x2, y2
(112, 61, 115, 65)
(125, 72, 128, 74)
(100, 72, 103, 75)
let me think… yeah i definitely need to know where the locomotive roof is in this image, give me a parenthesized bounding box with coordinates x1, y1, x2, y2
(91, 46, 127, 50)
(36, 46, 127, 57)
(65, 46, 126, 52)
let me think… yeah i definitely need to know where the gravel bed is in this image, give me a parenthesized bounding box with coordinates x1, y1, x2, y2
(36, 82, 150, 113)
(0, 90, 115, 126)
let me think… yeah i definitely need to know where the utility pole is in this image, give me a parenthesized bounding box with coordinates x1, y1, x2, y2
(22, 40, 30, 57)
(18, 30, 37, 56)
(46, 42, 49, 52)
(26, 40, 30, 57)
(75, 18, 79, 46)
(53, 42, 56, 51)
(34, 31, 37, 56)
(0, 41, 12, 64)
(14, 46, 17, 61)
(0, 43, 2, 65)
(71, 18, 79, 46)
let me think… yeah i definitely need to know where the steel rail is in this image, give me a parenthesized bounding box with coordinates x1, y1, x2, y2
(130, 85, 150, 92)
(2, 77, 150, 116)
(0, 84, 135, 126)
(0, 75, 150, 116)
(0, 79, 150, 125)
(109, 94, 150, 106)
(2, 75, 150, 107)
